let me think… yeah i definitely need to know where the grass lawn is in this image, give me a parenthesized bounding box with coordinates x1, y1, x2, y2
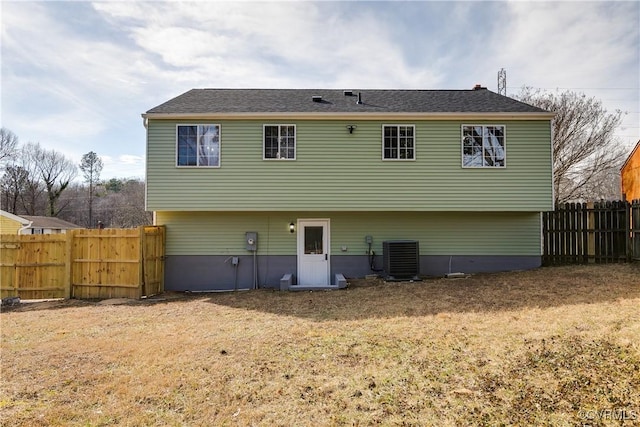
(1, 264, 639, 426)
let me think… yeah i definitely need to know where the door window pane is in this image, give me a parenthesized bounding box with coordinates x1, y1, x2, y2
(304, 226, 323, 254)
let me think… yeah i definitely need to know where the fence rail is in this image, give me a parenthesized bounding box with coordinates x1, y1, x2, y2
(1, 226, 165, 300)
(543, 200, 640, 265)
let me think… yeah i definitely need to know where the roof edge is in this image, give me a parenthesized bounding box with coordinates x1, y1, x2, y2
(0, 209, 31, 225)
(142, 112, 555, 121)
(621, 139, 640, 172)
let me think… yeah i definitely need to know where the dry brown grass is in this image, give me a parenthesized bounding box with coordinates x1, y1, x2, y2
(1, 264, 639, 426)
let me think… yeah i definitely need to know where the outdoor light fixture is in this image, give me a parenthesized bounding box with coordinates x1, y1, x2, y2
(289, 222, 295, 233)
(347, 125, 357, 134)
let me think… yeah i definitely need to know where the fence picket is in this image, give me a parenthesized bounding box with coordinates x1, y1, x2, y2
(633, 200, 640, 260)
(543, 200, 639, 265)
(1, 226, 165, 300)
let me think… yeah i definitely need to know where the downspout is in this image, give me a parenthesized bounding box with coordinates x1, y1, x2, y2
(544, 117, 556, 257)
(18, 221, 33, 235)
(142, 114, 150, 220)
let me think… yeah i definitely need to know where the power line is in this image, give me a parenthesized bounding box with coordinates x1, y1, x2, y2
(507, 86, 639, 90)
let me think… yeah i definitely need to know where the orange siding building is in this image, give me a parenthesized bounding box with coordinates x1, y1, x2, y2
(621, 140, 640, 202)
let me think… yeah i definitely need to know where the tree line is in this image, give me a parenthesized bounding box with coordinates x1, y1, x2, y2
(0, 128, 151, 228)
(514, 88, 626, 204)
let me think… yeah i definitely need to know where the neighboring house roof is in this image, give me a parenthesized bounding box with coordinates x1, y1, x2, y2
(145, 87, 551, 116)
(20, 216, 82, 230)
(0, 209, 31, 226)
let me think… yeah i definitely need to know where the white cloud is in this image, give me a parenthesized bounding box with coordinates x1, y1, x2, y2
(100, 154, 145, 180)
(93, 1, 442, 89)
(14, 108, 106, 143)
(498, 2, 638, 88)
(1, 2, 154, 176)
(119, 154, 144, 165)
(132, 27, 231, 67)
(3, 3, 149, 96)
(489, 2, 639, 148)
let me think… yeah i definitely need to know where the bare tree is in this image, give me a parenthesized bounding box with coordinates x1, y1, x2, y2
(118, 179, 152, 226)
(79, 151, 103, 227)
(94, 178, 151, 227)
(582, 165, 622, 201)
(1, 136, 150, 225)
(18, 170, 46, 215)
(57, 182, 87, 226)
(0, 127, 19, 168)
(515, 88, 626, 203)
(24, 142, 77, 216)
(9, 147, 47, 215)
(0, 165, 29, 214)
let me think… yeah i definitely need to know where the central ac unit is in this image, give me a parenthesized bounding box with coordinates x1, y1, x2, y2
(383, 240, 420, 281)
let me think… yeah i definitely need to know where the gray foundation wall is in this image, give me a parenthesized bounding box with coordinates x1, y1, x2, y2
(164, 254, 541, 291)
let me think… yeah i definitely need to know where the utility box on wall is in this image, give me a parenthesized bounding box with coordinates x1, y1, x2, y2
(245, 232, 258, 251)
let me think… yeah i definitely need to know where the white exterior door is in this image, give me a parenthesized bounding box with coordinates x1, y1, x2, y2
(297, 219, 330, 286)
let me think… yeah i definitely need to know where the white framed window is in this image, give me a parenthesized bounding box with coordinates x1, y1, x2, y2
(382, 125, 415, 160)
(462, 125, 506, 168)
(264, 125, 296, 160)
(176, 124, 220, 167)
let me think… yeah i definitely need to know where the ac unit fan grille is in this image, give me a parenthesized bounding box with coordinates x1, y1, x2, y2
(383, 240, 420, 280)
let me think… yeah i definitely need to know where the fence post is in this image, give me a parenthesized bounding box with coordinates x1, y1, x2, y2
(568, 203, 575, 263)
(582, 203, 589, 263)
(13, 237, 21, 297)
(160, 225, 166, 293)
(553, 205, 561, 263)
(64, 231, 73, 299)
(625, 200, 632, 261)
(587, 202, 595, 263)
(542, 211, 549, 265)
(139, 225, 145, 298)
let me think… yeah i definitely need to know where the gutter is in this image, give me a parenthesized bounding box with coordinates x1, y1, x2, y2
(141, 112, 556, 121)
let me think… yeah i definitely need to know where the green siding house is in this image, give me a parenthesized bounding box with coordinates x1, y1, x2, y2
(143, 87, 554, 291)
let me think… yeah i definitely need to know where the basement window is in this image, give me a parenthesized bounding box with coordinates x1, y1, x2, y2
(462, 125, 505, 168)
(176, 125, 220, 167)
(264, 125, 296, 160)
(383, 125, 415, 160)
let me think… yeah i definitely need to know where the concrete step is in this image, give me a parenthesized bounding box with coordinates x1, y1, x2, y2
(282, 273, 348, 291)
(288, 284, 342, 291)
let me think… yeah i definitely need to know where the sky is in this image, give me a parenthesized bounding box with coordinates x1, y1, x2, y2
(1, 0, 639, 180)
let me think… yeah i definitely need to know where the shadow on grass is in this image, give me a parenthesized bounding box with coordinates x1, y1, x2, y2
(3, 264, 638, 319)
(0, 293, 195, 313)
(199, 263, 640, 321)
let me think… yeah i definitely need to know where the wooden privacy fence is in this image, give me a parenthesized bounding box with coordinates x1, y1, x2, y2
(543, 200, 640, 265)
(0, 226, 165, 300)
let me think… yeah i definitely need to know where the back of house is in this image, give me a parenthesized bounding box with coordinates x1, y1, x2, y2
(143, 86, 554, 291)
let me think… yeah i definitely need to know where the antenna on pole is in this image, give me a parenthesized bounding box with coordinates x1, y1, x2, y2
(497, 68, 507, 96)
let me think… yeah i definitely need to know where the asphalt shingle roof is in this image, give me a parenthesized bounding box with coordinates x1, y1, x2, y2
(21, 216, 82, 229)
(146, 88, 549, 115)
